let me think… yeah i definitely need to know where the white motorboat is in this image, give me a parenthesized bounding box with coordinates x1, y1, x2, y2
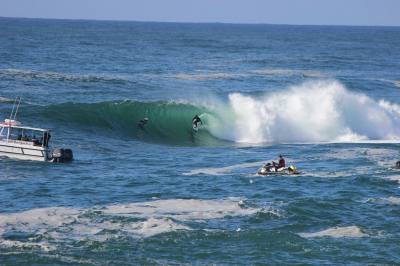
(0, 118, 52, 161)
(0, 97, 73, 162)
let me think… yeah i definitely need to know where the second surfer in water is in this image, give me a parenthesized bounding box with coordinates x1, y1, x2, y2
(138, 117, 149, 130)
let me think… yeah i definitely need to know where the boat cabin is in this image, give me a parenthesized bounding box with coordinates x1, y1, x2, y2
(0, 119, 51, 148)
(0, 97, 72, 162)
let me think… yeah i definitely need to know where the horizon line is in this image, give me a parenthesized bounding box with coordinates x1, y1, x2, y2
(1, 16, 399, 28)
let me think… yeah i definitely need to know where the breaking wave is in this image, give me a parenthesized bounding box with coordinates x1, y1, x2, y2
(35, 80, 400, 145)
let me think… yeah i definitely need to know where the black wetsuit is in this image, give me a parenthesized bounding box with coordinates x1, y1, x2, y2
(138, 118, 149, 129)
(192, 115, 202, 128)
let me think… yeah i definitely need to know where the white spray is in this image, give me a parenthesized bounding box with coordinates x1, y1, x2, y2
(202, 80, 400, 143)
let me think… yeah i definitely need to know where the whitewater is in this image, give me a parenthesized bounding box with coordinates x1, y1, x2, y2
(202, 80, 400, 143)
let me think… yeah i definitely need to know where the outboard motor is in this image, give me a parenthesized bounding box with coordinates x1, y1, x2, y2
(52, 148, 73, 163)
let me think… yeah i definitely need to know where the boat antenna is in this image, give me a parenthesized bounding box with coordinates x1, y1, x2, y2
(12, 97, 22, 120)
(8, 97, 17, 121)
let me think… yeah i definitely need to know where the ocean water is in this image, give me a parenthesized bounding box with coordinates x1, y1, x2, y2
(1, 17, 400, 265)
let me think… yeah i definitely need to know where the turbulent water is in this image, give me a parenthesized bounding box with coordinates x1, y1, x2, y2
(1, 17, 400, 265)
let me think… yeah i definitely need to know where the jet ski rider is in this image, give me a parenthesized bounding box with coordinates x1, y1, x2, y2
(272, 155, 286, 171)
(264, 155, 286, 172)
(278, 155, 286, 168)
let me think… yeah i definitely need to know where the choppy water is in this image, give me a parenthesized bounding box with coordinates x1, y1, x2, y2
(1, 17, 400, 265)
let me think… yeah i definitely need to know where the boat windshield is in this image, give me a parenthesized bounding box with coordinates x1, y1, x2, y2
(1, 126, 51, 147)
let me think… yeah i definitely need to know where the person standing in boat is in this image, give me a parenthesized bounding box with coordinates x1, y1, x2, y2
(43, 131, 51, 147)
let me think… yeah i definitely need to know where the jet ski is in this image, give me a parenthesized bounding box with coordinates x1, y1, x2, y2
(257, 164, 300, 176)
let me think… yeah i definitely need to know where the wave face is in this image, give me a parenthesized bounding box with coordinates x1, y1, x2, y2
(41, 100, 219, 145)
(40, 80, 400, 145)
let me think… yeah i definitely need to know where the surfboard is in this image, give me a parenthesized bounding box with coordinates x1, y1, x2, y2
(193, 120, 203, 132)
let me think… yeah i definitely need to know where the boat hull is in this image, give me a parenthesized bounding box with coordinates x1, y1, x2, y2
(0, 142, 50, 162)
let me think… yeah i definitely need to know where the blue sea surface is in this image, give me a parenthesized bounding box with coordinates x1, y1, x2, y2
(1, 17, 400, 265)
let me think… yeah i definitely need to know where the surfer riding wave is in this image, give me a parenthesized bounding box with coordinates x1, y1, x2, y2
(192, 115, 202, 131)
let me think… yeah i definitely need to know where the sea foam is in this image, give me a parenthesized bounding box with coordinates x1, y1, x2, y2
(0, 198, 260, 250)
(299, 226, 367, 238)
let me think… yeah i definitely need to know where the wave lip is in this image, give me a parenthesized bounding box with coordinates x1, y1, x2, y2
(299, 226, 367, 238)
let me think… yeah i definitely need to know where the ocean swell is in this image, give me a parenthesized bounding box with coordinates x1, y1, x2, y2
(33, 80, 400, 145)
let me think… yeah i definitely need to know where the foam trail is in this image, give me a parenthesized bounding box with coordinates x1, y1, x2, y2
(383, 175, 400, 184)
(183, 161, 265, 176)
(368, 197, 400, 204)
(0, 97, 15, 103)
(299, 226, 367, 238)
(383, 197, 400, 204)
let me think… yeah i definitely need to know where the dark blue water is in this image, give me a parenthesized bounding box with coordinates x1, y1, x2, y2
(1, 17, 400, 265)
